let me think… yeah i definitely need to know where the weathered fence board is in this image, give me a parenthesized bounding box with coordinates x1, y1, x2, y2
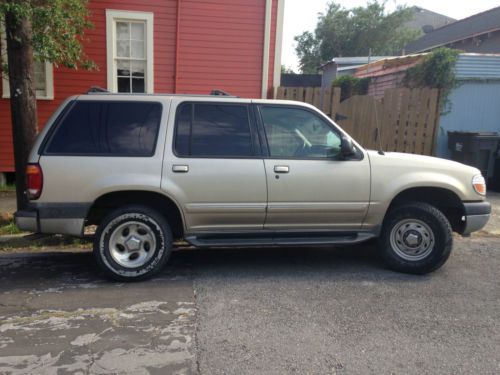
(275, 86, 440, 155)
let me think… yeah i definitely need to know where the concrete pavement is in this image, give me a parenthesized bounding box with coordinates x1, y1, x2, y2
(0, 236, 499, 374)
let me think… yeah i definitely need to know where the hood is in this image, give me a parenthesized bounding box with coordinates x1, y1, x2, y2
(367, 150, 480, 176)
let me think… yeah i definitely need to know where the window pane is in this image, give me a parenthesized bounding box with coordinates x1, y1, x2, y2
(132, 78, 145, 93)
(131, 61, 145, 77)
(131, 40, 145, 58)
(188, 104, 253, 157)
(117, 60, 130, 77)
(117, 77, 131, 93)
(175, 103, 192, 156)
(116, 22, 129, 40)
(261, 106, 341, 158)
(46, 101, 162, 156)
(104, 102, 162, 155)
(131, 23, 145, 41)
(46, 102, 101, 154)
(116, 40, 130, 58)
(34, 62, 46, 95)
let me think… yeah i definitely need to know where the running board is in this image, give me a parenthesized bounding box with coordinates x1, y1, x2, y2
(185, 232, 376, 248)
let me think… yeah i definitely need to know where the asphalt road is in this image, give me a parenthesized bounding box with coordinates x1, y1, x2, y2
(0, 236, 499, 374)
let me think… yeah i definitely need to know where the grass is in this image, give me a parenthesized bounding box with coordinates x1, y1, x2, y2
(0, 184, 16, 192)
(0, 234, 93, 252)
(0, 219, 23, 235)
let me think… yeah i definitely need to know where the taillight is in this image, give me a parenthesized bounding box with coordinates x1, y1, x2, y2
(26, 163, 43, 200)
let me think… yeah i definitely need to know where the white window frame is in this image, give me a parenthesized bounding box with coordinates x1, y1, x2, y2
(106, 10, 154, 94)
(1, 26, 54, 100)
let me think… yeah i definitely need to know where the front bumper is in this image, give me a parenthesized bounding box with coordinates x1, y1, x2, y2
(14, 202, 90, 237)
(462, 201, 491, 235)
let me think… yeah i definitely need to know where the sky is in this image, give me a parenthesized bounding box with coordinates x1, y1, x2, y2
(282, 0, 500, 71)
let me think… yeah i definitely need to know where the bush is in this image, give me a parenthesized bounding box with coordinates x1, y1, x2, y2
(332, 75, 370, 101)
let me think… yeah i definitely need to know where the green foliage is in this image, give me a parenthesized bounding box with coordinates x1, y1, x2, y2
(332, 75, 370, 101)
(0, 0, 95, 69)
(403, 48, 460, 112)
(295, 1, 421, 73)
(281, 65, 296, 74)
(0, 219, 22, 235)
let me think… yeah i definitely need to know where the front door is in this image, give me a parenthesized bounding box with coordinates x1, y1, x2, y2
(257, 104, 370, 231)
(162, 99, 267, 233)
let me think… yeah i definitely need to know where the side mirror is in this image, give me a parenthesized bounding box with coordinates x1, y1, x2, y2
(340, 135, 356, 159)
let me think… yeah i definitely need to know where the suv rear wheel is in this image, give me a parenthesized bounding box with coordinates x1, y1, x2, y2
(94, 205, 173, 281)
(379, 202, 453, 274)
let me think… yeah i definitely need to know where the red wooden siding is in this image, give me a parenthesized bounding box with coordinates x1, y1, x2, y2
(0, 0, 279, 173)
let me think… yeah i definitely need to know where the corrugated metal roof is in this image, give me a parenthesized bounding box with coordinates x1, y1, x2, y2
(455, 54, 500, 79)
(405, 6, 500, 53)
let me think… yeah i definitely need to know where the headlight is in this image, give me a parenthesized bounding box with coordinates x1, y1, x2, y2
(472, 175, 486, 195)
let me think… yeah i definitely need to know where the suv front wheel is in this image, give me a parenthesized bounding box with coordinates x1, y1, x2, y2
(379, 202, 453, 274)
(94, 205, 173, 281)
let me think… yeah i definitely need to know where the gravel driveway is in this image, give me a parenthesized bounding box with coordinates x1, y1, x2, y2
(0, 236, 499, 374)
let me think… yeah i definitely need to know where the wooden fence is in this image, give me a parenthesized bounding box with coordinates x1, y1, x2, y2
(276, 87, 341, 118)
(275, 87, 440, 155)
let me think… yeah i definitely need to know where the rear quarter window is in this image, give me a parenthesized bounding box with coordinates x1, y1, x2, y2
(44, 101, 162, 156)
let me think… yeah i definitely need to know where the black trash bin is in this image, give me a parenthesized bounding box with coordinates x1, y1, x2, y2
(490, 149, 500, 192)
(447, 131, 500, 178)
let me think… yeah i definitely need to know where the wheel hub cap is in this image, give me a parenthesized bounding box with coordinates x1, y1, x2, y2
(403, 231, 421, 247)
(389, 219, 435, 261)
(108, 221, 156, 268)
(125, 236, 142, 251)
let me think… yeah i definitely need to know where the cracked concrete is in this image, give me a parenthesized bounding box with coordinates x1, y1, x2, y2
(0, 252, 196, 374)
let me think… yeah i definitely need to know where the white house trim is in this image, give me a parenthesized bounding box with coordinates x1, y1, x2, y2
(273, 0, 285, 97)
(106, 9, 154, 93)
(261, 0, 272, 98)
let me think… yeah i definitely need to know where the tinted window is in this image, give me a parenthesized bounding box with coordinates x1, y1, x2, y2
(46, 101, 162, 156)
(175, 103, 253, 157)
(260, 106, 341, 159)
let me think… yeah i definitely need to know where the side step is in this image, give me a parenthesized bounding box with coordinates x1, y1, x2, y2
(185, 232, 376, 248)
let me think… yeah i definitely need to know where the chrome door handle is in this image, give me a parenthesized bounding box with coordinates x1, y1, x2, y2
(172, 165, 189, 173)
(274, 165, 289, 173)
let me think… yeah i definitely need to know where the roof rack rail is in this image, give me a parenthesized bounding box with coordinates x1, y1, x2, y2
(210, 89, 234, 96)
(87, 86, 109, 94)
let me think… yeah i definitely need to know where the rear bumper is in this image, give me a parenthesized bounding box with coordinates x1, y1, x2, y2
(462, 201, 491, 235)
(14, 202, 90, 237)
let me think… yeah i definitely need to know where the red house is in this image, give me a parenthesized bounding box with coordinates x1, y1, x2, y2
(0, 0, 285, 182)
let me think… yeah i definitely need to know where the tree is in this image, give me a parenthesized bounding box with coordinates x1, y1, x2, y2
(0, 0, 93, 210)
(281, 64, 296, 74)
(295, 1, 420, 73)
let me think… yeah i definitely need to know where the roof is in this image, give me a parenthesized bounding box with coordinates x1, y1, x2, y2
(353, 54, 427, 78)
(320, 56, 393, 70)
(405, 6, 455, 33)
(406, 6, 500, 53)
(350, 53, 500, 80)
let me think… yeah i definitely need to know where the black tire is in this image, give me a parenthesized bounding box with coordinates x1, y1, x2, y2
(93, 205, 173, 281)
(378, 202, 453, 274)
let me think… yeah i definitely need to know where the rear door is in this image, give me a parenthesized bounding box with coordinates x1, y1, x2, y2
(162, 99, 267, 233)
(256, 104, 371, 231)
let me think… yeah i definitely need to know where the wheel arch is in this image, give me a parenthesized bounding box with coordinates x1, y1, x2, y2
(384, 187, 465, 233)
(86, 190, 185, 239)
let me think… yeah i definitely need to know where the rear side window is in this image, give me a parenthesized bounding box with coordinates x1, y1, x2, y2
(45, 101, 162, 156)
(174, 103, 254, 157)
